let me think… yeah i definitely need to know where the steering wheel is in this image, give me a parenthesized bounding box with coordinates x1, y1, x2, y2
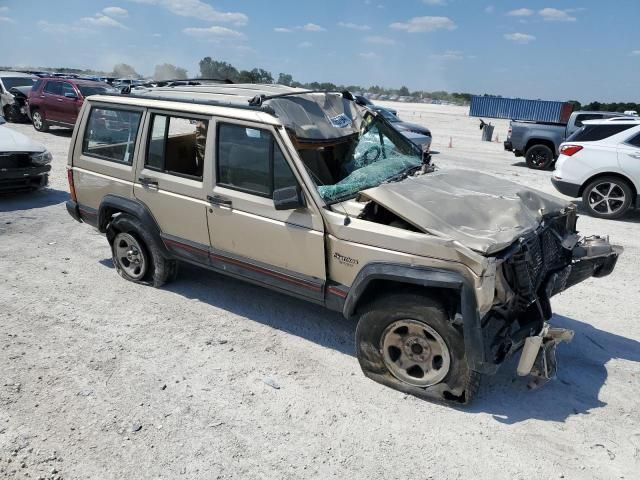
(362, 145, 382, 165)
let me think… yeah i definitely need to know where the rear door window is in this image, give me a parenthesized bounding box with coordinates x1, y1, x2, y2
(44, 81, 63, 96)
(566, 124, 635, 142)
(62, 82, 76, 97)
(216, 123, 297, 197)
(626, 133, 640, 148)
(82, 107, 142, 164)
(144, 114, 208, 180)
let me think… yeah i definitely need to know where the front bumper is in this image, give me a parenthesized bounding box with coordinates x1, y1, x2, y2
(0, 165, 50, 192)
(504, 140, 513, 151)
(551, 177, 581, 198)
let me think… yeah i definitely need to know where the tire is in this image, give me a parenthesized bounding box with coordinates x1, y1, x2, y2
(581, 176, 633, 219)
(3, 105, 19, 123)
(107, 214, 178, 287)
(355, 293, 480, 405)
(31, 109, 49, 132)
(525, 144, 554, 170)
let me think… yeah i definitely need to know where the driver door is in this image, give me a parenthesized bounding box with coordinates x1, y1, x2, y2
(206, 120, 326, 301)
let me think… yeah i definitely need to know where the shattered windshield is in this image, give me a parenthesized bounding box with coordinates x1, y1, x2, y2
(313, 113, 422, 203)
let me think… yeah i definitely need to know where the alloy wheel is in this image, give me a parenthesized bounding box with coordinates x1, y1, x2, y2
(32, 112, 43, 130)
(381, 319, 451, 387)
(587, 181, 626, 216)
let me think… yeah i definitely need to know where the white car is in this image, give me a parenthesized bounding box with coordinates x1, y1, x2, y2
(552, 118, 640, 219)
(0, 115, 52, 192)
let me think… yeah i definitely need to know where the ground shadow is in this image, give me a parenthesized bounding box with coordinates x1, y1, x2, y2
(468, 314, 640, 423)
(46, 128, 73, 138)
(571, 199, 640, 223)
(0, 187, 69, 212)
(161, 263, 355, 356)
(510, 161, 534, 169)
(104, 261, 638, 421)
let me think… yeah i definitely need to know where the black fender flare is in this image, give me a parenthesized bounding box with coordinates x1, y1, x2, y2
(344, 262, 495, 374)
(98, 194, 171, 258)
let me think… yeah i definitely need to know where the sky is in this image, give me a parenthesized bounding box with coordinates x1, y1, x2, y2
(0, 0, 638, 102)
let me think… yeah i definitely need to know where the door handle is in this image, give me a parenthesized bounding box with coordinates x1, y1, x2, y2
(57, 98, 63, 102)
(207, 194, 232, 207)
(138, 177, 159, 188)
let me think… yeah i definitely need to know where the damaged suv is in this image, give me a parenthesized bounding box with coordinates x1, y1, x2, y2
(65, 84, 621, 404)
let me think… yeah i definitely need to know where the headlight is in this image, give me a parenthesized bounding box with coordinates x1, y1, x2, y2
(30, 150, 52, 166)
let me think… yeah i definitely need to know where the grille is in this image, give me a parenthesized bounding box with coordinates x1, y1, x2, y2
(0, 153, 31, 169)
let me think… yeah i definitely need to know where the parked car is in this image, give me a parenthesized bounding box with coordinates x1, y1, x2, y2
(354, 95, 397, 117)
(0, 115, 52, 192)
(65, 84, 620, 405)
(505, 111, 627, 170)
(0, 71, 37, 123)
(28, 78, 117, 132)
(552, 118, 640, 219)
(375, 107, 432, 151)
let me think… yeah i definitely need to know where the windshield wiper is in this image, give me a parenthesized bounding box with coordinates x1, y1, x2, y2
(383, 164, 423, 184)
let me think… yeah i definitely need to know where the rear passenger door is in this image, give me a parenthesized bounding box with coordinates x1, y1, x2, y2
(134, 111, 211, 264)
(618, 131, 640, 186)
(42, 81, 63, 121)
(206, 120, 326, 301)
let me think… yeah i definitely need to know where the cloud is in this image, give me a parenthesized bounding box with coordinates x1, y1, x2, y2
(127, 0, 248, 26)
(338, 22, 371, 31)
(274, 27, 292, 33)
(0, 6, 8, 13)
(507, 8, 534, 17)
(485, 5, 495, 14)
(504, 32, 536, 44)
(390, 16, 456, 33)
(298, 41, 313, 48)
(538, 8, 577, 22)
(430, 50, 465, 60)
(102, 6, 128, 17)
(422, 0, 447, 5)
(365, 35, 397, 45)
(359, 52, 380, 59)
(301, 23, 325, 32)
(80, 14, 127, 29)
(183, 26, 245, 39)
(38, 20, 90, 35)
(631, 50, 640, 56)
(0, 16, 14, 23)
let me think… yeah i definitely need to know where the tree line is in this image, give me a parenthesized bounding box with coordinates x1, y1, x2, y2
(3, 59, 638, 112)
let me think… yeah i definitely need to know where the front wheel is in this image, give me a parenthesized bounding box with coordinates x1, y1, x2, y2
(525, 144, 554, 170)
(356, 293, 480, 404)
(31, 110, 49, 132)
(582, 177, 633, 219)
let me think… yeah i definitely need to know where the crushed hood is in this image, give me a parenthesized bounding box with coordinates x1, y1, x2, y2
(0, 125, 45, 153)
(360, 169, 571, 255)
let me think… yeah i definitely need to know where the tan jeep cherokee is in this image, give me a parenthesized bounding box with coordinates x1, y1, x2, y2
(65, 84, 621, 404)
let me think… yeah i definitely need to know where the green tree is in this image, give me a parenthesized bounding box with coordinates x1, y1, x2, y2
(277, 73, 293, 86)
(198, 57, 239, 81)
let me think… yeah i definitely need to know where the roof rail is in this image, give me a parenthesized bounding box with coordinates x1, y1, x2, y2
(248, 89, 355, 106)
(104, 92, 277, 115)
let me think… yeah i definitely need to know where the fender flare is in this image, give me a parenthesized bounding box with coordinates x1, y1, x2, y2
(344, 262, 495, 374)
(98, 194, 171, 258)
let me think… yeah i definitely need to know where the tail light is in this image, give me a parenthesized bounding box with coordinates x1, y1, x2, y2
(67, 168, 77, 202)
(560, 145, 583, 157)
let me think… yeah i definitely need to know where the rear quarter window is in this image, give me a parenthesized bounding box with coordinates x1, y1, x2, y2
(82, 107, 143, 164)
(566, 124, 635, 142)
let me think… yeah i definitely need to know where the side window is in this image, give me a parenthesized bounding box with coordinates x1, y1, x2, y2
(217, 123, 297, 197)
(82, 107, 142, 164)
(574, 114, 603, 128)
(568, 124, 635, 142)
(44, 81, 63, 96)
(627, 133, 640, 148)
(144, 114, 207, 180)
(62, 82, 76, 97)
(33, 79, 43, 92)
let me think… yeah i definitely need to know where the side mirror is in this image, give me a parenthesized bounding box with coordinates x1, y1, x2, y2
(273, 186, 305, 211)
(64, 92, 78, 99)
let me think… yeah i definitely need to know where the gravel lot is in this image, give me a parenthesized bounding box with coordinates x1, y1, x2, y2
(1, 103, 639, 480)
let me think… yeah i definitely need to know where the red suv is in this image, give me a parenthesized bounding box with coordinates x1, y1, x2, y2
(28, 78, 116, 132)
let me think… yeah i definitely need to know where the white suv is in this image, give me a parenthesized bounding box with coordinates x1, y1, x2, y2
(552, 118, 640, 219)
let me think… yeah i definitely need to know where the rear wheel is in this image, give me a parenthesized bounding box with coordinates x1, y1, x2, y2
(107, 214, 178, 287)
(525, 144, 554, 170)
(31, 110, 49, 132)
(356, 293, 480, 404)
(582, 177, 633, 219)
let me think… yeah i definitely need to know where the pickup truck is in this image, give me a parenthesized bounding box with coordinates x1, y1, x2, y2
(504, 111, 624, 170)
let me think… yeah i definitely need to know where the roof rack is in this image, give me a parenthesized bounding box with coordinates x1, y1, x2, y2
(248, 89, 354, 106)
(106, 92, 277, 115)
